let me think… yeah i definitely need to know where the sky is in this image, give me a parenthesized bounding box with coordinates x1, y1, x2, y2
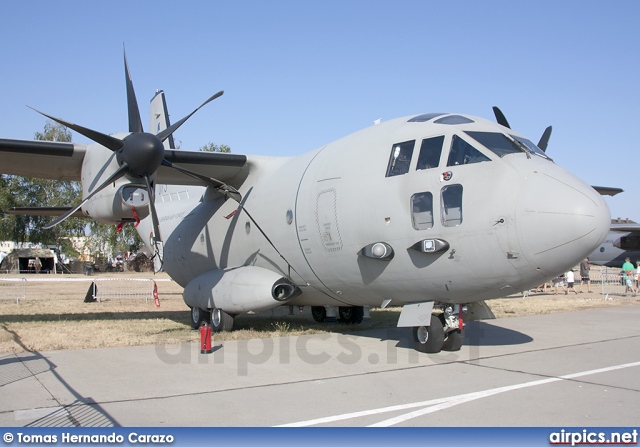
(0, 1, 638, 221)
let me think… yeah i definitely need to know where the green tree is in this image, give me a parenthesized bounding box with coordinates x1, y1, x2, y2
(0, 121, 142, 258)
(199, 142, 231, 153)
(0, 122, 84, 245)
(35, 121, 72, 142)
(87, 220, 142, 257)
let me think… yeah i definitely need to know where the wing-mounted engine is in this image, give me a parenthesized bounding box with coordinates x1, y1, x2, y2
(29, 49, 241, 264)
(79, 179, 150, 225)
(78, 143, 150, 224)
(183, 266, 302, 314)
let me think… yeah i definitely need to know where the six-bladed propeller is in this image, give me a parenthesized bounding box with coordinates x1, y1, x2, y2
(33, 51, 241, 263)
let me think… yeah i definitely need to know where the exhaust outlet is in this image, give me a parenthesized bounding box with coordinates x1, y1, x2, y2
(272, 278, 302, 301)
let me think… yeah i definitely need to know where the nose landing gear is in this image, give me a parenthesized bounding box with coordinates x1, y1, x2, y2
(411, 304, 466, 353)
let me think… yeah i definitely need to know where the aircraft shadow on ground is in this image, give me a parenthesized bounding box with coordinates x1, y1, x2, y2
(336, 319, 534, 351)
(464, 320, 533, 346)
(1, 308, 533, 351)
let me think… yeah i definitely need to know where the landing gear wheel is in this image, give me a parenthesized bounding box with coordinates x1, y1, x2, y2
(442, 329, 464, 351)
(189, 306, 211, 329)
(210, 308, 234, 332)
(311, 306, 327, 323)
(338, 306, 364, 324)
(413, 315, 444, 353)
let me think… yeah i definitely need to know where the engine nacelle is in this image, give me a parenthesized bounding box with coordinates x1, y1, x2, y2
(79, 141, 152, 225)
(81, 182, 150, 224)
(183, 266, 302, 314)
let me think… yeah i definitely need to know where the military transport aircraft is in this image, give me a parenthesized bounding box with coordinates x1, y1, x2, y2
(588, 219, 640, 267)
(0, 52, 611, 354)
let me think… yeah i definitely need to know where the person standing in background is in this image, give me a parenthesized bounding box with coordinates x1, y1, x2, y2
(563, 269, 578, 295)
(579, 257, 591, 293)
(622, 257, 637, 296)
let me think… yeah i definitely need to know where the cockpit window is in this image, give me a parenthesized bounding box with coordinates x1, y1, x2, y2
(510, 135, 552, 160)
(411, 192, 434, 230)
(408, 113, 446, 122)
(385, 140, 415, 177)
(465, 131, 524, 158)
(441, 184, 463, 227)
(416, 136, 444, 170)
(447, 135, 491, 167)
(434, 115, 475, 125)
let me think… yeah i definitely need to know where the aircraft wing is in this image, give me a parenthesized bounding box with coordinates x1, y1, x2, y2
(0, 139, 86, 181)
(610, 223, 640, 233)
(158, 150, 248, 186)
(5, 207, 85, 218)
(592, 185, 624, 196)
(0, 138, 249, 186)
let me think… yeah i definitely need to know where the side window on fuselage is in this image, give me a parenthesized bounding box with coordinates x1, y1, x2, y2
(441, 184, 463, 227)
(416, 135, 444, 170)
(447, 134, 490, 167)
(386, 140, 415, 177)
(411, 192, 433, 230)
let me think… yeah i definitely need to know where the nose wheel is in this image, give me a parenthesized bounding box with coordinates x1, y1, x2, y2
(412, 315, 444, 353)
(442, 328, 464, 351)
(412, 311, 465, 353)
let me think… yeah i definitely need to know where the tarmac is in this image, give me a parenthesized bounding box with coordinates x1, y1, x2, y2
(1, 301, 639, 427)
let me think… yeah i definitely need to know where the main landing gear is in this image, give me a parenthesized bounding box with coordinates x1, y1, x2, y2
(189, 307, 235, 332)
(412, 304, 466, 354)
(210, 307, 234, 332)
(311, 306, 364, 324)
(189, 306, 210, 329)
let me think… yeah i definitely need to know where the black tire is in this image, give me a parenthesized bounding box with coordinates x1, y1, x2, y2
(412, 315, 444, 353)
(442, 329, 464, 351)
(210, 308, 234, 332)
(189, 306, 210, 329)
(338, 306, 364, 324)
(311, 306, 327, 323)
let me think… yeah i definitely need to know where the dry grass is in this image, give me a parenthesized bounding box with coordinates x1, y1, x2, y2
(1, 272, 638, 354)
(488, 291, 640, 318)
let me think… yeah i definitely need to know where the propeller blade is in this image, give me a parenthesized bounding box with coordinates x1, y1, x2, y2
(43, 163, 129, 229)
(29, 107, 124, 152)
(143, 174, 162, 243)
(156, 90, 224, 143)
(538, 126, 552, 152)
(492, 106, 511, 129)
(161, 159, 242, 202)
(124, 47, 143, 133)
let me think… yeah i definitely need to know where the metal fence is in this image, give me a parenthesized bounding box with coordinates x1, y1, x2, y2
(594, 266, 637, 298)
(0, 278, 27, 303)
(91, 278, 157, 303)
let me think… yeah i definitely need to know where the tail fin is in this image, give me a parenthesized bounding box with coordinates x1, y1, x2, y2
(149, 90, 175, 150)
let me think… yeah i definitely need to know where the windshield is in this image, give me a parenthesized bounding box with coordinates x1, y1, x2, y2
(464, 131, 523, 157)
(511, 135, 552, 160)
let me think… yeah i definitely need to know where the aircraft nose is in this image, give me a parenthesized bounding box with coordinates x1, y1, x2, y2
(516, 168, 610, 276)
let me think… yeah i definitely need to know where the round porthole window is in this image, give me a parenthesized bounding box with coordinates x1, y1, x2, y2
(286, 209, 293, 225)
